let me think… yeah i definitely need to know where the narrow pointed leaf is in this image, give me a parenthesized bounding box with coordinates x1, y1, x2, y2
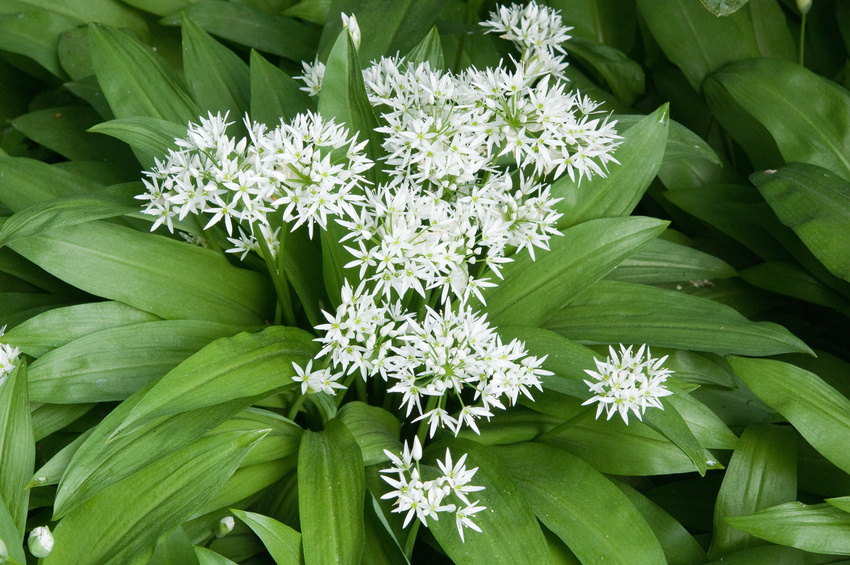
(709, 424, 797, 559)
(114, 326, 316, 437)
(298, 419, 364, 565)
(544, 280, 813, 356)
(554, 106, 668, 227)
(194, 547, 238, 565)
(566, 36, 645, 105)
(44, 430, 268, 565)
(149, 526, 199, 565)
(0, 156, 101, 212)
(337, 402, 401, 467)
(0, 11, 79, 77)
(8, 221, 273, 325)
(643, 398, 708, 476)
(0, 494, 26, 563)
(231, 509, 303, 565)
(404, 25, 445, 69)
(0, 362, 33, 536)
(727, 357, 850, 475)
(751, 163, 850, 283)
(29, 428, 94, 488)
(88, 117, 187, 171)
(88, 23, 199, 123)
(606, 237, 736, 284)
(249, 50, 314, 126)
(495, 442, 666, 564)
(476, 217, 668, 327)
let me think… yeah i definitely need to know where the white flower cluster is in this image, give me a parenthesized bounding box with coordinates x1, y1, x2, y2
(583, 344, 674, 424)
(136, 111, 372, 255)
(0, 326, 20, 387)
(381, 438, 486, 541)
(480, 1, 573, 77)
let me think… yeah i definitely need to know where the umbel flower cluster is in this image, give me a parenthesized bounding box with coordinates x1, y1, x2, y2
(134, 0, 672, 541)
(0, 326, 20, 387)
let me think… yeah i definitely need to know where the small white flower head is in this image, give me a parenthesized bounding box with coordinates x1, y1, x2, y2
(292, 360, 347, 396)
(0, 326, 20, 388)
(216, 515, 236, 538)
(297, 57, 325, 97)
(582, 344, 674, 425)
(341, 13, 361, 50)
(28, 526, 53, 558)
(0, 537, 8, 561)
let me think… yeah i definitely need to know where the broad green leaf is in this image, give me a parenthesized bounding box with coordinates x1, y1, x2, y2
(701, 0, 749, 15)
(361, 490, 410, 565)
(14, 0, 149, 38)
(727, 357, 850, 475)
(0, 494, 26, 564)
(554, 106, 669, 227)
(284, 0, 331, 26)
(181, 14, 250, 118)
(424, 439, 551, 564)
(704, 58, 850, 179)
(741, 262, 850, 314)
(29, 428, 94, 488)
(0, 247, 79, 296)
(665, 385, 739, 449)
(58, 26, 94, 80)
(298, 418, 365, 565)
(11, 106, 136, 165)
(612, 480, 707, 565)
(636, 0, 794, 91)
(0, 11, 79, 77)
(751, 163, 850, 283)
(8, 221, 273, 325)
(31, 403, 95, 442)
(404, 25, 445, 69)
(0, 183, 141, 247)
(114, 326, 316, 436)
(548, 0, 637, 53)
(149, 526, 200, 565)
(709, 424, 797, 559)
(0, 292, 78, 329)
(249, 50, 314, 126)
(337, 402, 401, 467)
(477, 217, 668, 327)
(495, 442, 666, 564)
(0, 363, 33, 536)
(566, 36, 645, 105)
(54, 393, 254, 518)
(317, 0, 450, 64)
(209, 408, 302, 468)
(3, 301, 160, 357)
(544, 280, 813, 356)
(280, 224, 329, 329)
(0, 157, 101, 212)
(88, 23, 199, 123)
(28, 320, 245, 403)
(88, 117, 187, 171)
(231, 509, 303, 565)
(643, 397, 708, 476)
(725, 502, 850, 555)
(704, 545, 850, 564)
(45, 430, 268, 565)
(160, 1, 319, 62)
(194, 546, 238, 565)
(195, 459, 294, 518)
(121, 0, 195, 16)
(605, 237, 736, 284)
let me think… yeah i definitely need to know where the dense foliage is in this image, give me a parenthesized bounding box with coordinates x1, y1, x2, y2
(1, 0, 850, 563)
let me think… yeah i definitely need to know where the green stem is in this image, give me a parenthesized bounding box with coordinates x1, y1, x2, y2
(255, 223, 296, 326)
(534, 406, 594, 442)
(286, 393, 307, 421)
(336, 372, 360, 407)
(403, 519, 421, 559)
(798, 10, 808, 66)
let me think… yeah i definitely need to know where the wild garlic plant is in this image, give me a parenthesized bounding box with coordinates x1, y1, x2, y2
(133, 0, 666, 540)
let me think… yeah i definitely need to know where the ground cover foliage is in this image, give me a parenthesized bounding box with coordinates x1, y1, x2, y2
(0, 0, 850, 563)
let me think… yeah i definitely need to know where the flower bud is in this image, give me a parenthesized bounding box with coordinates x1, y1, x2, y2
(28, 526, 53, 558)
(0, 537, 9, 562)
(796, 0, 812, 14)
(215, 516, 235, 538)
(341, 13, 361, 50)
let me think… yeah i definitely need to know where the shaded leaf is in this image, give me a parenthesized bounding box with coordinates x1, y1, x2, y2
(88, 117, 187, 171)
(249, 50, 314, 126)
(0, 362, 33, 536)
(0, 11, 79, 77)
(701, 0, 749, 16)
(231, 509, 303, 565)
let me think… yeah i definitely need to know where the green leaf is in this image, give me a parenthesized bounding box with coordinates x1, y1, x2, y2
(643, 397, 708, 476)
(566, 36, 645, 105)
(424, 439, 551, 564)
(700, 0, 749, 16)
(31, 403, 95, 442)
(0, 156, 101, 212)
(3, 301, 160, 357)
(544, 280, 813, 356)
(196, 459, 294, 518)
(476, 217, 668, 327)
(29, 428, 94, 488)
(44, 429, 268, 565)
(249, 50, 314, 126)
(0, 494, 26, 564)
(160, 1, 320, 62)
(88, 117, 187, 171)
(114, 326, 316, 437)
(495, 442, 666, 564)
(0, 11, 79, 77)
(404, 25, 445, 69)
(751, 163, 850, 283)
(13, 0, 149, 38)
(636, 0, 794, 91)
(0, 183, 141, 248)
(704, 58, 850, 178)
(605, 237, 737, 284)
(88, 23, 199, 123)
(727, 357, 850, 476)
(181, 14, 250, 118)
(554, 106, 669, 227)
(231, 509, 303, 565)
(11, 106, 136, 165)
(741, 262, 850, 314)
(28, 320, 245, 403)
(0, 292, 78, 329)
(149, 526, 200, 565)
(280, 225, 329, 329)
(194, 546, 238, 565)
(8, 221, 273, 325)
(298, 418, 365, 565)
(284, 0, 331, 26)
(724, 502, 850, 555)
(0, 362, 33, 536)
(709, 424, 797, 559)
(612, 480, 707, 565)
(337, 402, 401, 467)
(665, 385, 739, 449)
(548, 0, 637, 53)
